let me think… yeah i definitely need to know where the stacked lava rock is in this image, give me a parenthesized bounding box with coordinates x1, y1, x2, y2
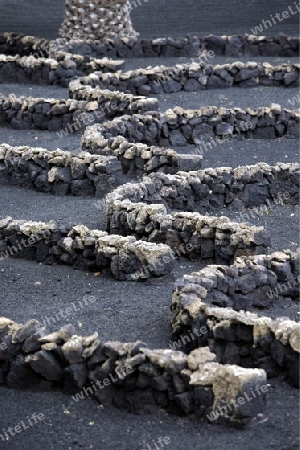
(59, 0, 138, 40)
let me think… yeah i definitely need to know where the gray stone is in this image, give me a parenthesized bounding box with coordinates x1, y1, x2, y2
(216, 122, 233, 136)
(184, 78, 201, 91)
(163, 79, 182, 93)
(48, 167, 72, 184)
(176, 154, 202, 172)
(62, 336, 84, 364)
(138, 85, 152, 96)
(12, 319, 43, 344)
(192, 124, 214, 144)
(169, 130, 187, 147)
(25, 350, 63, 381)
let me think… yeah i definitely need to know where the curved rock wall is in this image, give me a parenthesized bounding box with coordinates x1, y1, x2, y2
(0, 54, 124, 87)
(71, 62, 300, 96)
(106, 163, 299, 214)
(106, 206, 271, 262)
(0, 93, 158, 131)
(170, 295, 300, 387)
(1, 33, 299, 58)
(0, 317, 268, 424)
(82, 106, 300, 152)
(104, 162, 299, 260)
(173, 250, 299, 311)
(0, 217, 174, 281)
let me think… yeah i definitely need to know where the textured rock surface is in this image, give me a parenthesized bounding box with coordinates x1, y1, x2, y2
(0, 144, 124, 196)
(0, 142, 201, 192)
(105, 162, 298, 258)
(59, 0, 138, 40)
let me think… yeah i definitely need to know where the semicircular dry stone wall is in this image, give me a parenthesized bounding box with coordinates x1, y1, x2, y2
(0, 317, 269, 425)
(172, 250, 299, 311)
(52, 34, 300, 59)
(0, 217, 174, 281)
(104, 162, 298, 261)
(82, 106, 300, 152)
(1, 32, 299, 58)
(105, 162, 299, 222)
(170, 289, 300, 387)
(0, 53, 124, 87)
(70, 61, 299, 96)
(0, 93, 158, 131)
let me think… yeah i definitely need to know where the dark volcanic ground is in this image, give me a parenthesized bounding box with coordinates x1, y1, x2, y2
(0, 1, 299, 450)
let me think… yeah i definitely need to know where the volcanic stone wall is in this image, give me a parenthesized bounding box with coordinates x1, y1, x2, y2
(0, 54, 124, 87)
(0, 144, 124, 197)
(71, 61, 300, 96)
(0, 32, 298, 64)
(1, 33, 298, 58)
(59, 0, 138, 40)
(105, 162, 299, 260)
(173, 250, 299, 312)
(106, 206, 271, 263)
(82, 106, 300, 152)
(0, 33, 50, 57)
(0, 317, 268, 424)
(52, 34, 300, 59)
(106, 162, 299, 215)
(0, 217, 174, 281)
(0, 93, 158, 131)
(0, 143, 200, 193)
(170, 296, 300, 387)
(82, 134, 202, 176)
